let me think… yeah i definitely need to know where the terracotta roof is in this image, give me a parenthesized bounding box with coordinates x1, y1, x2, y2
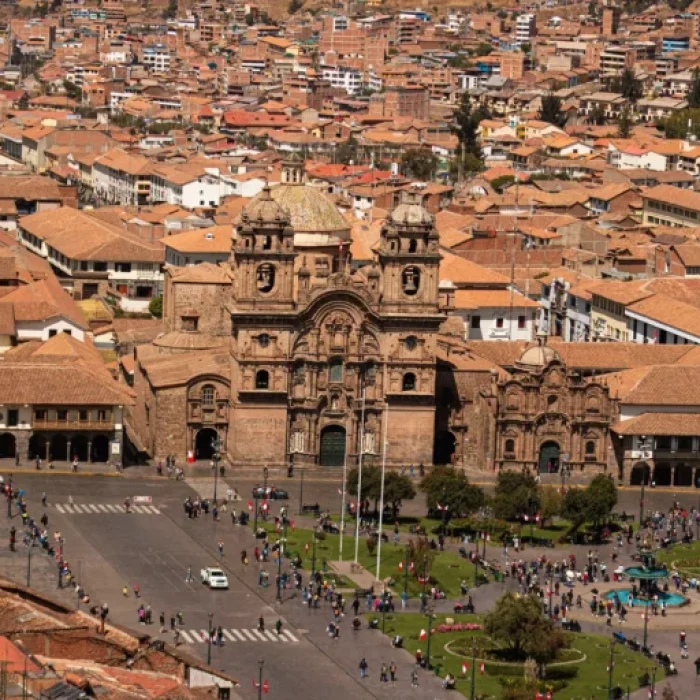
(19, 207, 163, 263)
(612, 412, 700, 436)
(140, 350, 230, 388)
(672, 244, 700, 267)
(169, 262, 233, 284)
(642, 184, 700, 211)
(439, 252, 511, 287)
(0, 176, 66, 200)
(605, 364, 700, 405)
(0, 303, 15, 336)
(454, 288, 540, 309)
(628, 293, 700, 337)
(163, 226, 232, 254)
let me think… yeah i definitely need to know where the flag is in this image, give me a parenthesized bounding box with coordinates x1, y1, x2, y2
(263, 680, 269, 694)
(419, 629, 427, 641)
(398, 561, 403, 571)
(247, 500, 253, 511)
(479, 662, 485, 675)
(535, 512, 540, 524)
(461, 662, 468, 675)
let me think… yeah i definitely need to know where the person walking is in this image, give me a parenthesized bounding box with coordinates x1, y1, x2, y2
(41, 492, 47, 506)
(217, 626, 224, 646)
(389, 662, 397, 683)
(170, 614, 176, 631)
(359, 658, 368, 679)
(185, 566, 193, 583)
(411, 670, 419, 687)
(380, 663, 388, 682)
(275, 619, 283, 635)
(258, 616, 265, 632)
(218, 540, 224, 558)
(160, 611, 165, 632)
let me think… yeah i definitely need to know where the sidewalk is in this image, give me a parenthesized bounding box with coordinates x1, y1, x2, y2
(0, 458, 122, 477)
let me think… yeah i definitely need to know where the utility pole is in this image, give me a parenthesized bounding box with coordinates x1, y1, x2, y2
(311, 525, 318, 577)
(469, 637, 476, 700)
(403, 545, 410, 597)
(258, 659, 264, 700)
(212, 438, 222, 503)
(650, 664, 656, 699)
(375, 408, 389, 582)
(425, 609, 435, 669)
(643, 599, 649, 650)
(354, 386, 366, 563)
(26, 534, 34, 588)
(207, 613, 213, 666)
(298, 467, 304, 516)
(607, 640, 615, 700)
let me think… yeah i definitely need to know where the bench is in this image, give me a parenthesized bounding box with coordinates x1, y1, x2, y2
(302, 504, 321, 515)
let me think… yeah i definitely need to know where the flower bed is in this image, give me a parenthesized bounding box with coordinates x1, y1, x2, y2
(432, 623, 482, 634)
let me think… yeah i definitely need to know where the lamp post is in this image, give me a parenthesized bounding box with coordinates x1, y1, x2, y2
(263, 466, 269, 491)
(207, 613, 213, 665)
(257, 659, 264, 700)
(649, 664, 656, 699)
(26, 534, 34, 588)
(311, 525, 318, 578)
(298, 467, 305, 516)
(639, 436, 648, 530)
(381, 590, 388, 633)
(642, 596, 649, 650)
(421, 555, 428, 610)
(607, 639, 615, 700)
(403, 544, 410, 598)
(548, 576, 553, 618)
(425, 609, 435, 669)
(254, 494, 259, 532)
(6, 493, 11, 518)
(211, 438, 222, 504)
(276, 528, 287, 603)
(469, 637, 477, 700)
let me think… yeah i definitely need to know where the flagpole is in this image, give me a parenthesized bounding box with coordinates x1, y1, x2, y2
(338, 416, 349, 563)
(470, 638, 476, 700)
(354, 386, 366, 564)
(375, 403, 389, 582)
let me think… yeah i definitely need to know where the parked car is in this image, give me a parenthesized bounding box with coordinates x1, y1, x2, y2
(252, 486, 289, 500)
(200, 567, 229, 589)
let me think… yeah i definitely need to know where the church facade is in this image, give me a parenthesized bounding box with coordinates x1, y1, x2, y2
(131, 161, 445, 468)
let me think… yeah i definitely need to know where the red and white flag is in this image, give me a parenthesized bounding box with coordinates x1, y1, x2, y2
(419, 629, 427, 641)
(247, 500, 253, 511)
(461, 662, 468, 674)
(436, 503, 449, 512)
(479, 662, 485, 675)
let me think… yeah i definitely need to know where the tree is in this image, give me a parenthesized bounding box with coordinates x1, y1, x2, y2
(420, 466, 485, 519)
(493, 471, 539, 521)
(590, 104, 606, 126)
(520, 42, 531, 54)
(617, 105, 633, 138)
(588, 1, 598, 17)
(585, 474, 617, 531)
(336, 136, 359, 165)
(288, 0, 304, 13)
(62, 79, 81, 101)
(561, 487, 589, 528)
(538, 486, 561, 526)
(148, 295, 163, 318)
(346, 467, 381, 508)
(489, 174, 516, 193)
(476, 42, 493, 56)
(382, 471, 417, 519)
(538, 93, 564, 127)
(453, 92, 480, 158)
(162, 0, 177, 19)
(484, 593, 568, 663)
(688, 68, 700, 109)
(659, 108, 700, 138)
(401, 148, 438, 180)
(610, 68, 642, 102)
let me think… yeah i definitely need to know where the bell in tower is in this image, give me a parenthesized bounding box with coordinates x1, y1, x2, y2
(281, 152, 304, 185)
(378, 190, 441, 314)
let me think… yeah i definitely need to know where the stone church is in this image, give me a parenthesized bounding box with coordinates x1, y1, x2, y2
(129, 158, 621, 476)
(131, 158, 445, 468)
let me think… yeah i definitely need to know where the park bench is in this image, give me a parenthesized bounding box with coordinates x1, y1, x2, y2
(302, 503, 321, 515)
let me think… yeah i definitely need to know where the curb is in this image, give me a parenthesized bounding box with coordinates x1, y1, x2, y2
(6, 470, 123, 478)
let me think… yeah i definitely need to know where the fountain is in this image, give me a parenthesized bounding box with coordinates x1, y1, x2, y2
(604, 548, 688, 608)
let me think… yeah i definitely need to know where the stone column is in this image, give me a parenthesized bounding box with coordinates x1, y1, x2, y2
(66, 440, 72, 463)
(87, 440, 92, 464)
(45, 440, 50, 462)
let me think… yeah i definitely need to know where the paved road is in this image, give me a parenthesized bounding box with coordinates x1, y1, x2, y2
(1, 473, 453, 700)
(3, 470, 700, 699)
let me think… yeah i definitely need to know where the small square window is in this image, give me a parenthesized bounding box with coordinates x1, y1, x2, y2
(496, 317, 505, 329)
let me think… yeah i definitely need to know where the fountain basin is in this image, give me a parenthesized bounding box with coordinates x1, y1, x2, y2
(604, 589, 687, 607)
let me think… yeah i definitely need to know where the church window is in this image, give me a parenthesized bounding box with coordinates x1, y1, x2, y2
(586, 395, 600, 413)
(263, 236, 272, 250)
(402, 372, 416, 391)
(201, 385, 215, 405)
(404, 335, 418, 350)
(181, 316, 198, 332)
(256, 264, 275, 293)
(504, 439, 515, 455)
(585, 440, 596, 455)
(258, 333, 270, 348)
(329, 358, 343, 383)
(255, 370, 269, 389)
(408, 238, 417, 253)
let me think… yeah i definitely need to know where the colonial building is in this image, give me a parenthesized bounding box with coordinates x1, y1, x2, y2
(131, 158, 444, 468)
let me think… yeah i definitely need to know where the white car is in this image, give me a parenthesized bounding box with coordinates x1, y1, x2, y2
(200, 567, 229, 589)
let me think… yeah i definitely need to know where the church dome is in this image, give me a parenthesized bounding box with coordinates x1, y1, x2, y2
(515, 332, 560, 371)
(390, 201, 433, 227)
(244, 184, 350, 242)
(241, 185, 289, 225)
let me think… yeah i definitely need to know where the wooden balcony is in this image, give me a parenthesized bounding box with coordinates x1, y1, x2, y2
(33, 419, 113, 431)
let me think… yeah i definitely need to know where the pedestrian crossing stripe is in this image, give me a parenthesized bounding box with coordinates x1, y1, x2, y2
(178, 628, 299, 644)
(54, 503, 161, 515)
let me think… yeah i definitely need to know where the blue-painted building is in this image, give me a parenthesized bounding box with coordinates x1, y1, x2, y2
(662, 36, 690, 53)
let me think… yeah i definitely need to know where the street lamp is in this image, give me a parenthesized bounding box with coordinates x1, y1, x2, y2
(207, 613, 213, 665)
(311, 525, 318, 578)
(257, 659, 264, 700)
(263, 466, 269, 491)
(276, 528, 287, 603)
(298, 467, 305, 516)
(425, 608, 435, 669)
(639, 436, 648, 529)
(26, 533, 34, 588)
(548, 576, 553, 618)
(607, 639, 615, 700)
(211, 438, 223, 504)
(642, 596, 650, 650)
(421, 555, 428, 610)
(403, 544, 410, 598)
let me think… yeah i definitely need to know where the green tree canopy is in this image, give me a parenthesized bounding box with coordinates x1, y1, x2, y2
(687, 68, 700, 109)
(336, 136, 359, 165)
(420, 466, 485, 518)
(484, 593, 569, 663)
(561, 487, 589, 527)
(345, 467, 416, 518)
(538, 485, 562, 525)
(538, 93, 565, 127)
(148, 295, 163, 318)
(493, 471, 539, 521)
(476, 42, 493, 56)
(659, 108, 700, 138)
(585, 474, 617, 530)
(288, 0, 304, 13)
(617, 105, 633, 138)
(401, 148, 438, 180)
(610, 68, 642, 102)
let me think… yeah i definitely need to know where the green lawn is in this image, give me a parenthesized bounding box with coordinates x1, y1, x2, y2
(656, 540, 700, 577)
(260, 523, 479, 597)
(369, 612, 652, 699)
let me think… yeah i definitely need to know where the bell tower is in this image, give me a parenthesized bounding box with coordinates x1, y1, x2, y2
(378, 191, 441, 314)
(281, 152, 304, 184)
(232, 186, 296, 310)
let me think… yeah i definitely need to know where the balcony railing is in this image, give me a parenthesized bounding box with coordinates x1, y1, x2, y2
(33, 419, 113, 431)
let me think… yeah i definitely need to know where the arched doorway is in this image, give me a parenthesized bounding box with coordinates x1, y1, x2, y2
(319, 425, 346, 467)
(653, 463, 671, 487)
(50, 434, 68, 462)
(0, 433, 15, 458)
(195, 428, 218, 460)
(28, 434, 47, 461)
(433, 430, 456, 465)
(630, 462, 650, 486)
(92, 435, 110, 463)
(71, 435, 89, 463)
(538, 441, 560, 473)
(674, 464, 693, 487)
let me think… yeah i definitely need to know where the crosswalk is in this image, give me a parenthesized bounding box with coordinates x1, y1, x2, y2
(53, 503, 161, 515)
(176, 628, 299, 644)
